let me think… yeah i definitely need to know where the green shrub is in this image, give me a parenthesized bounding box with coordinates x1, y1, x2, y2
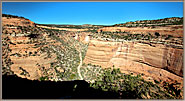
(89, 67, 182, 99)
(39, 76, 49, 81)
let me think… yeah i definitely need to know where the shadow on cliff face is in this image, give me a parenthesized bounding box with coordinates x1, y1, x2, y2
(3, 75, 120, 99)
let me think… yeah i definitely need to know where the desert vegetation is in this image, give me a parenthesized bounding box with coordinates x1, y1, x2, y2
(114, 17, 183, 27)
(89, 67, 183, 99)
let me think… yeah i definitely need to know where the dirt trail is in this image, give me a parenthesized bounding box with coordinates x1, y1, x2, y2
(77, 52, 83, 80)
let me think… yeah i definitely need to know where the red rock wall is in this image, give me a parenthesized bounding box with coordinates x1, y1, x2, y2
(83, 39, 183, 83)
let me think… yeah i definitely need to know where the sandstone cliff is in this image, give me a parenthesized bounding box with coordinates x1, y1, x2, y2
(83, 39, 183, 84)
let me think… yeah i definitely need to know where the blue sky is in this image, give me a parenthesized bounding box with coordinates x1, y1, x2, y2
(2, 2, 183, 25)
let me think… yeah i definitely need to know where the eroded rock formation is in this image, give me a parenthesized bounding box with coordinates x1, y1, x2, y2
(83, 39, 183, 84)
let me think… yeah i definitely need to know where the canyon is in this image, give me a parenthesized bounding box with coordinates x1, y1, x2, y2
(2, 14, 184, 99)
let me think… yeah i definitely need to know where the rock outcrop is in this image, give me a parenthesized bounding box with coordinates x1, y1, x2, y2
(83, 39, 183, 83)
(2, 17, 35, 27)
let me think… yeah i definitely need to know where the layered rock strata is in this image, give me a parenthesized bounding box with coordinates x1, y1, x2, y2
(83, 39, 183, 84)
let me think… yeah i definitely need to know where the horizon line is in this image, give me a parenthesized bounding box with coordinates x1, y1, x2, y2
(2, 13, 183, 26)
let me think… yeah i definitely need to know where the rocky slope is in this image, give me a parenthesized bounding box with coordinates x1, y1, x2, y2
(2, 14, 35, 27)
